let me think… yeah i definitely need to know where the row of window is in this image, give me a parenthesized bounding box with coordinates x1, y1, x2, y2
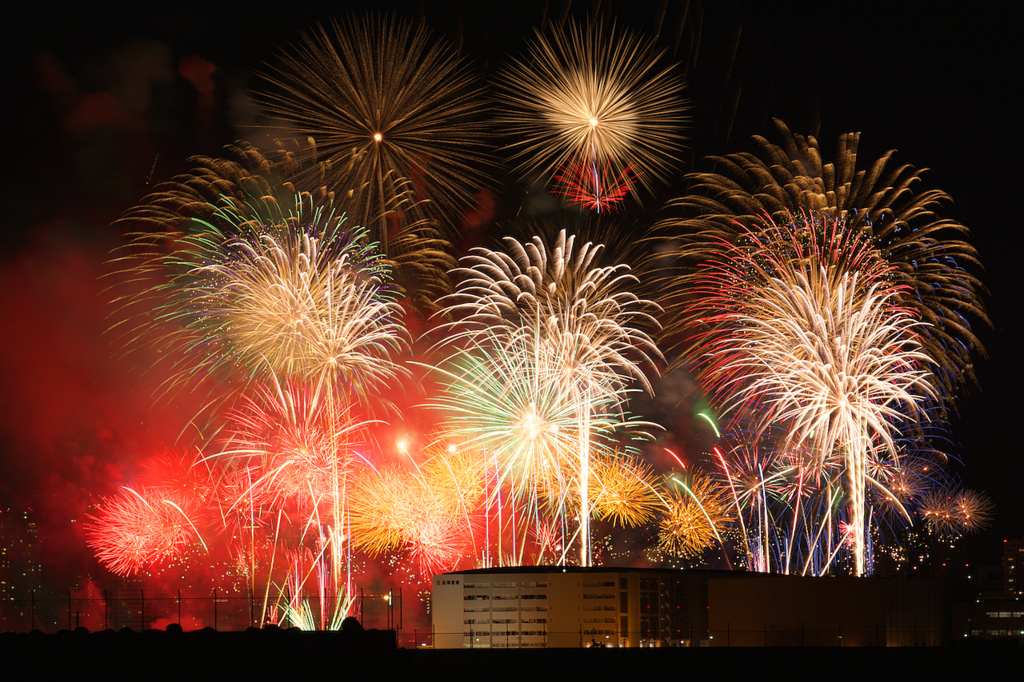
(464, 617, 549, 625)
(463, 593, 549, 600)
(463, 581, 549, 588)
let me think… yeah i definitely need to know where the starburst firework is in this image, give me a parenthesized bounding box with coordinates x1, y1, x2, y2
(920, 486, 994, 538)
(257, 14, 490, 245)
(348, 462, 470, 576)
(588, 454, 660, 527)
(219, 378, 374, 513)
(497, 18, 687, 205)
(117, 193, 408, 412)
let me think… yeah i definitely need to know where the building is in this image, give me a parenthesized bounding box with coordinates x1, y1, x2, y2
(965, 536, 1024, 640)
(432, 566, 958, 648)
(0, 507, 42, 602)
(432, 566, 709, 648)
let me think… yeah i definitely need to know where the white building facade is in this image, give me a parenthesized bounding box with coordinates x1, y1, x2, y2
(431, 567, 706, 649)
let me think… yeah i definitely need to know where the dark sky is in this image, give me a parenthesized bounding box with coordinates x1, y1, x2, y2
(2, 0, 1018, 573)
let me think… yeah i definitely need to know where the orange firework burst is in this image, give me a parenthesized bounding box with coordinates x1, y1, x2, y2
(421, 446, 487, 517)
(348, 466, 413, 555)
(349, 462, 470, 575)
(589, 455, 660, 527)
(920, 486, 994, 538)
(658, 473, 734, 559)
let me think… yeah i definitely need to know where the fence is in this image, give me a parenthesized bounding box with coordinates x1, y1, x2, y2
(0, 589, 429, 646)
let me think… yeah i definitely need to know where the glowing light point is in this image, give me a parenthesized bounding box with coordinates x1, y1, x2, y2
(373, 132, 383, 142)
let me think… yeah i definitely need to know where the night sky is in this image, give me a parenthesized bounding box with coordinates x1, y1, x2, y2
(2, 0, 1018, 589)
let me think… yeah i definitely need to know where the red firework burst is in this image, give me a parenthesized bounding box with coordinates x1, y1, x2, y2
(86, 487, 199, 576)
(552, 155, 638, 212)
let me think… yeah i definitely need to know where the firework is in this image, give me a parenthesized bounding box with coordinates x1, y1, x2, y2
(497, 18, 687, 204)
(257, 14, 490, 247)
(219, 378, 375, 513)
(658, 473, 734, 559)
(86, 487, 201, 576)
(445, 229, 662, 396)
(659, 118, 986, 398)
(920, 486, 995, 538)
(428, 328, 585, 502)
(208, 373, 390, 612)
(348, 463, 469, 576)
(588, 454, 660, 528)
(278, 546, 355, 630)
(690, 212, 935, 575)
(552, 155, 638, 212)
(436, 230, 661, 565)
(951, 488, 995, 533)
(124, 193, 408, 410)
(709, 433, 956, 576)
(110, 141, 458, 314)
(136, 447, 215, 508)
(426, 327, 599, 565)
(111, 142, 308, 237)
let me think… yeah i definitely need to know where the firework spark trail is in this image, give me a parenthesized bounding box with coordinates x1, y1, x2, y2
(691, 212, 935, 575)
(497, 17, 687, 205)
(435, 229, 661, 566)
